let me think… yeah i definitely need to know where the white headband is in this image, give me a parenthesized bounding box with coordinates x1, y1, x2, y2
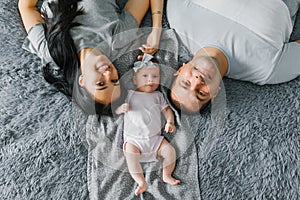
(133, 54, 158, 72)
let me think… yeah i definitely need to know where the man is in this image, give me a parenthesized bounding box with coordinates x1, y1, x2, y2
(167, 0, 300, 112)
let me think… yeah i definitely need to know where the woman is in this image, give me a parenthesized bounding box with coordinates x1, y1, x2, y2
(167, 0, 300, 113)
(18, 0, 164, 114)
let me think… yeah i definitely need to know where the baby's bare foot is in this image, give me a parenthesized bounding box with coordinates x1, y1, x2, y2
(135, 182, 148, 196)
(163, 174, 181, 185)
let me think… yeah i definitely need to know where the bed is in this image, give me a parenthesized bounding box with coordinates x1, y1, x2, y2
(1, 0, 300, 199)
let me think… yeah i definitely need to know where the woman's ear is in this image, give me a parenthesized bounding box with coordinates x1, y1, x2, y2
(78, 75, 84, 87)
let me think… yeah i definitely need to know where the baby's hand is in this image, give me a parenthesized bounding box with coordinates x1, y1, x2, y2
(164, 122, 176, 133)
(115, 103, 130, 115)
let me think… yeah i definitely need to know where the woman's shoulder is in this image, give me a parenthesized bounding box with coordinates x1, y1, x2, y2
(22, 23, 54, 66)
(22, 23, 45, 54)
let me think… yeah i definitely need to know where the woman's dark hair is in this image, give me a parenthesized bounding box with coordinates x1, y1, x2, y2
(41, 0, 111, 115)
(42, 0, 83, 96)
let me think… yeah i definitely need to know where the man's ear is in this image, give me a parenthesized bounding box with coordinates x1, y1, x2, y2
(78, 75, 84, 87)
(174, 64, 184, 76)
(211, 86, 221, 99)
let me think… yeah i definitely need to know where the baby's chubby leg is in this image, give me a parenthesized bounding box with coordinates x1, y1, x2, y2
(157, 139, 180, 185)
(124, 142, 147, 195)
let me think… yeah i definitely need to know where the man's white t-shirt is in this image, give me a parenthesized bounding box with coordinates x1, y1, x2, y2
(167, 0, 294, 84)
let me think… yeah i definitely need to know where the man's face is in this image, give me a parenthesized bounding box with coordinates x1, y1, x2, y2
(170, 60, 221, 112)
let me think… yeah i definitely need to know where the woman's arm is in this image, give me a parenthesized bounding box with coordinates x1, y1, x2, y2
(18, 0, 44, 33)
(150, 0, 163, 29)
(141, 0, 163, 55)
(125, 0, 164, 55)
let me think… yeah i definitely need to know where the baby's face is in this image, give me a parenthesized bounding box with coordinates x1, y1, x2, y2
(134, 67, 160, 93)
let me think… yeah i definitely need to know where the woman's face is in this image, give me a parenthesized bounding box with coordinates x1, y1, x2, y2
(79, 51, 121, 105)
(134, 67, 160, 93)
(170, 60, 221, 112)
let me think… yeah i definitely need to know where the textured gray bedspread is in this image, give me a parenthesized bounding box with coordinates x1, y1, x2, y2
(1, 0, 300, 199)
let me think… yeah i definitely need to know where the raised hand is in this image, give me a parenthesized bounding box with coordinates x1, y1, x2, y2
(115, 103, 130, 115)
(139, 28, 162, 55)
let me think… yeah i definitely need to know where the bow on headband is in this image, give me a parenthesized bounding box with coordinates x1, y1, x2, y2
(133, 54, 157, 72)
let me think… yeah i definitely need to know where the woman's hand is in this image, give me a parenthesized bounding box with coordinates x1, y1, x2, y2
(140, 28, 162, 55)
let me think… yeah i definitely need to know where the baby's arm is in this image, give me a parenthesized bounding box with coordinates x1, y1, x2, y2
(115, 103, 130, 115)
(162, 107, 176, 133)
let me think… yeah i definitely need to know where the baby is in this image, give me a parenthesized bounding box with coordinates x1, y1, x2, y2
(115, 54, 180, 195)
